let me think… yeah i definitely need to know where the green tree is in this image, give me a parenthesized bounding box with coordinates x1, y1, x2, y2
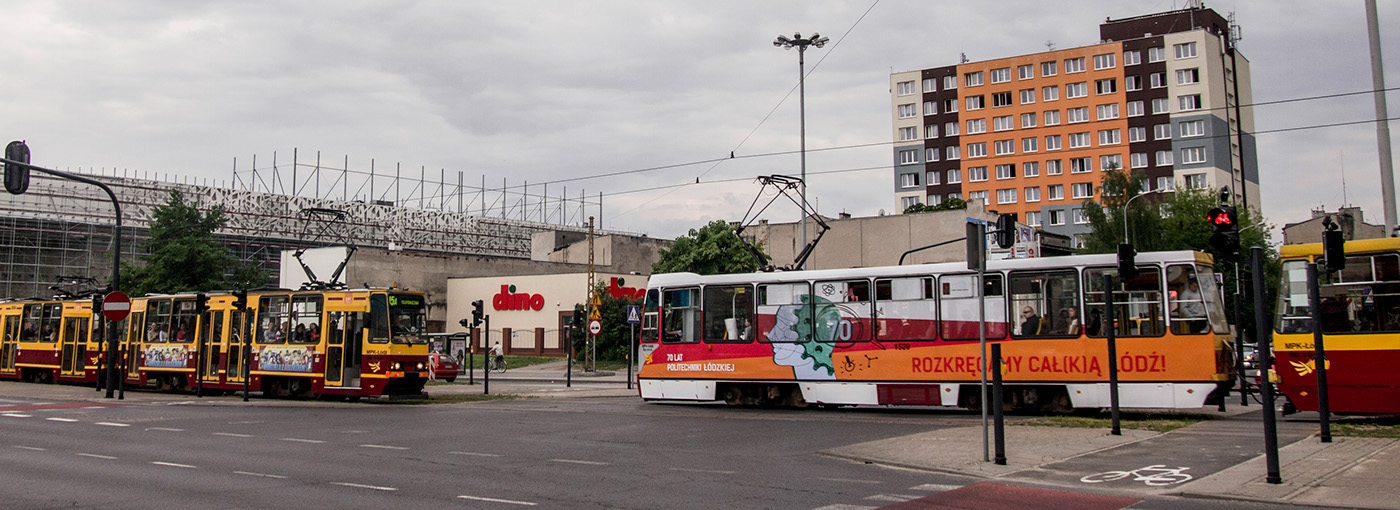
(121, 190, 266, 295)
(568, 281, 643, 363)
(652, 219, 767, 275)
(904, 196, 967, 214)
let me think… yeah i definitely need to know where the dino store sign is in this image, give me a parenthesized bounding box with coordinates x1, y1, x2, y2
(492, 278, 644, 312)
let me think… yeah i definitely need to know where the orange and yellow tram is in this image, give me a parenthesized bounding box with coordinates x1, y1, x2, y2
(0, 298, 102, 384)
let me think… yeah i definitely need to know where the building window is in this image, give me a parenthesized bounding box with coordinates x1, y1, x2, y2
(1049, 209, 1065, 225)
(899, 149, 919, 165)
(900, 172, 920, 188)
(965, 71, 984, 87)
(944, 121, 960, 136)
(1126, 100, 1144, 117)
(1026, 211, 1042, 226)
(1124, 50, 1141, 65)
(968, 190, 989, 205)
(1125, 75, 1143, 91)
(1021, 112, 1037, 128)
(1184, 173, 1208, 189)
(1046, 160, 1063, 175)
(898, 104, 916, 118)
(1072, 183, 1093, 199)
(1180, 120, 1205, 137)
(1023, 161, 1040, 177)
(1045, 134, 1062, 150)
(1042, 85, 1059, 101)
(926, 124, 939, 139)
(994, 140, 1015, 156)
(923, 78, 937, 92)
(1069, 132, 1091, 148)
(1018, 64, 1034, 80)
(1067, 107, 1089, 123)
(967, 95, 985, 110)
(1131, 152, 1148, 169)
(1176, 68, 1200, 85)
(1100, 154, 1123, 170)
(928, 170, 941, 185)
(897, 81, 916, 96)
(1098, 129, 1121, 146)
(997, 188, 1018, 204)
(1020, 88, 1035, 104)
(943, 75, 957, 90)
(1156, 176, 1176, 191)
(1154, 124, 1172, 140)
(1174, 41, 1198, 59)
(1097, 103, 1120, 120)
(1152, 98, 1170, 114)
(1093, 53, 1116, 70)
(991, 67, 1011, 84)
(1147, 46, 1166, 62)
(1179, 94, 1202, 111)
(1041, 60, 1057, 77)
(1065, 57, 1085, 73)
(923, 101, 937, 116)
(1181, 147, 1207, 164)
(926, 147, 940, 161)
(947, 169, 961, 183)
(1022, 137, 1038, 153)
(1025, 186, 1041, 202)
(902, 196, 920, 209)
(967, 118, 986, 134)
(1070, 157, 1092, 173)
(995, 164, 1016, 179)
(994, 115, 1014, 131)
(968, 166, 988, 181)
(899, 126, 918, 141)
(1044, 110, 1060, 125)
(943, 98, 959, 113)
(1155, 150, 1174, 166)
(946, 146, 961, 160)
(1150, 72, 1167, 88)
(1073, 207, 1088, 224)
(1066, 82, 1088, 98)
(968, 143, 988, 158)
(992, 91, 1013, 107)
(1048, 184, 1065, 200)
(1095, 78, 1117, 95)
(1128, 126, 1146, 142)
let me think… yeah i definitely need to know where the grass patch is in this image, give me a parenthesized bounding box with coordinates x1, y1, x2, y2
(1021, 411, 1215, 433)
(1332, 418, 1400, 438)
(365, 393, 517, 405)
(458, 354, 559, 370)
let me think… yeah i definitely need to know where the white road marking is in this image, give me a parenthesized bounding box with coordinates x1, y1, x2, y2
(549, 459, 609, 466)
(457, 495, 537, 506)
(13, 445, 46, 451)
(2, 413, 32, 418)
(864, 494, 917, 502)
(669, 467, 736, 475)
(279, 438, 326, 444)
(331, 482, 397, 491)
(234, 471, 289, 479)
(46, 417, 79, 422)
(151, 461, 196, 469)
(213, 432, 252, 438)
(95, 422, 130, 427)
(148, 427, 184, 432)
(359, 444, 408, 450)
(911, 483, 962, 492)
(812, 505, 877, 510)
(819, 477, 883, 485)
(449, 451, 501, 458)
(229, 420, 263, 424)
(77, 453, 117, 460)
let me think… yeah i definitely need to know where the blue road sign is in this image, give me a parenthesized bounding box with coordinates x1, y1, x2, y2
(626, 305, 641, 324)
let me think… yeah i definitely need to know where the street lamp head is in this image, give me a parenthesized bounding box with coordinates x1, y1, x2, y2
(774, 35, 791, 47)
(814, 36, 830, 48)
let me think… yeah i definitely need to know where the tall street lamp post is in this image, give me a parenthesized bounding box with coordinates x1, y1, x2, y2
(774, 32, 828, 266)
(1123, 189, 1163, 244)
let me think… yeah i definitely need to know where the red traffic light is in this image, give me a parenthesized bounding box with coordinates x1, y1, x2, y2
(1207, 209, 1232, 226)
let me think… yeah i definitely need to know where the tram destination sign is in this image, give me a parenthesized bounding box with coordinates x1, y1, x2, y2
(102, 291, 131, 321)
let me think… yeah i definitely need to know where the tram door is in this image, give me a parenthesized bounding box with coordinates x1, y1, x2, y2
(1, 315, 17, 375)
(324, 311, 348, 387)
(60, 315, 89, 378)
(199, 311, 223, 384)
(226, 310, 247, 384)
(125, 311, 144, 380)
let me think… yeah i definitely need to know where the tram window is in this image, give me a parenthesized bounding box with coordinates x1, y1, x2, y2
(258, 295, 290, 344)
(641, 289, 660, 343)
(21, 304, 40, 342)
(1085, 266, 1164, 337)
(1165, 264, 1211, 335)
(939, 274, 1007, 341)
(703, 285, 755, 343)
(1303, 254, 1400, 334)
(758, 283, 813, 343)
(874, 277, 937, 341)
(812, 279, 873, 342)
(146, 300, 173, 343)
(369, 294, 390, 344)
(289, 295, 323, 344)
(1009, 270, 1081, 338)
(171, 300, 197, 343)
(65, 316, 89, 345)
(39, 304, 61, 342)
(662, 288, 700, 343)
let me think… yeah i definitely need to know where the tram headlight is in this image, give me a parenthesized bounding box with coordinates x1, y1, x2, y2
(390, 361, 401, 370)
(416, 362, 425, 370)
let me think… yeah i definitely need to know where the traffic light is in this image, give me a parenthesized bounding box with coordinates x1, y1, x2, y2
(1117, 243, 1139, 280)
(1323, 224, 1346, 271)
(471, 299, 484, 328)
(994, 213, 1016, 249)
(231, 289, 248, 310)
(1207, 205, 1240, 260)
(966, 221, 986, 271)
(4, 141, 30, 195)
(194, 293, 210, 314)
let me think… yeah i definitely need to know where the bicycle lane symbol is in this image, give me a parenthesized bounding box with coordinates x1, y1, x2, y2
(1080, 465, 1193, 486)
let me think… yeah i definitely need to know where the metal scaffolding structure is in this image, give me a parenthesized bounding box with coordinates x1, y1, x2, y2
(0, 159, 609, 300)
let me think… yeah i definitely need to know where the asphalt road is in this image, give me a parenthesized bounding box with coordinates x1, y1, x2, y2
(0, 385, 1326, 510)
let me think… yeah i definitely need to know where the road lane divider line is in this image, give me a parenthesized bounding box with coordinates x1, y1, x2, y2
(77, 453, 117, 460)
(95, 422, 131, 427)
(359, 444, 408, 450)
(151, 461, 196, 469)
(450, 451, 502, 458)
(910, 483, 962, 492)
(234, 471, 289, 479)
(669, 467, 737, 475)
(13, 445, 46, 451)
(46, 417, 79, 422)
(331, 482, 397, 491)
(819, 477, 883, 485)
(457, 495, 537, 506)
(280, 438, 326, 444)
(549, 459, 609, 466)
(213, 432, 252, 438)
(2, 413, 33, 418)
(148, 427, 184, 432)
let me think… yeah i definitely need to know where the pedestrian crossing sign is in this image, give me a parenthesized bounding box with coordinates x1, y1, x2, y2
(626, 305, 641, 324)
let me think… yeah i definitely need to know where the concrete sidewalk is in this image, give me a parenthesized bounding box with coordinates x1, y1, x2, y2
(426, 359, 637, 399)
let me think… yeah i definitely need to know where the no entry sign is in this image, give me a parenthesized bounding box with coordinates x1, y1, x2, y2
(102, 291, 131, 321)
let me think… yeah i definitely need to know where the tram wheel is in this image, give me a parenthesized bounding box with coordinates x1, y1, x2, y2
(1045, 388, 1074, 414)
(721, 385, 743, 405)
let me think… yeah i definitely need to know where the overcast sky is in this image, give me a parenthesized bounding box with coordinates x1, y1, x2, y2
(3, 1, 1397, 240)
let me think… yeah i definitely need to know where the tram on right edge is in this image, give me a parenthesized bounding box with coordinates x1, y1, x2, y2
(1274, 237, 1400, 414)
